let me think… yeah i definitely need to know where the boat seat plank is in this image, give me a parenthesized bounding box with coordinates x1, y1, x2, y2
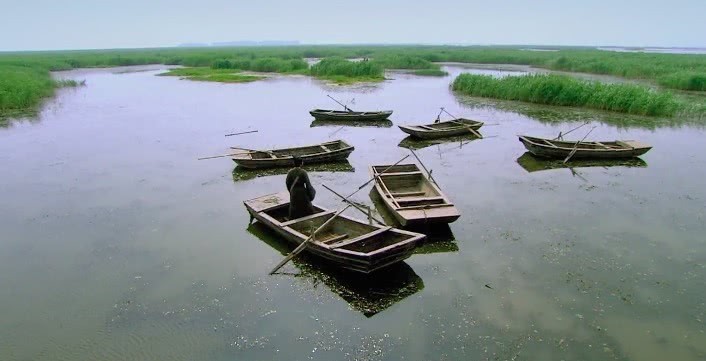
(320, 233, 348, 244)
(281, 210, 335, 227)
(398, 203, 455, 210)
(396, 196, 445, 203)
(378, 171, 424, 177)
(330, 227, 391, 249)
(417, 125, 436, 130)
(320, 145, 331, 152)
(541, 139, 559, 148)
(386, 191, 426, 197)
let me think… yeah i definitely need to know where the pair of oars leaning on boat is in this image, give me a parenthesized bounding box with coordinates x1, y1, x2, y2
(269, 149, 440, 274)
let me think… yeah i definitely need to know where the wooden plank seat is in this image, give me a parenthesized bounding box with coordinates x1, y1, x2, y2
(395, 196, 445, 204)
(379, 171, 424, 177)
(330, 227, 391, 249)
(386, 191, 426, 197)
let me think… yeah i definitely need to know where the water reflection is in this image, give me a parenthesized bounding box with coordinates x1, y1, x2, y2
(397, 134, 480, 151)
(246, 222, 424, 317)
(310, 119, 394, 128)
(516, 152, 648, 173)
(232, 161, 354, 182)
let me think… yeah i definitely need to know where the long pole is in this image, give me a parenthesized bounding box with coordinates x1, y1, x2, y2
(269, 204, 352, 274)
(322, 184, 386, 226)
(343, 154, 409, 200)
(553, 122, 588, 140)
(225, 130, 258, 137)
(197, 151, 251, 160)
(441, 107, 483, 138)
(410, 149, 440, 189)
(327, 94, 354, 112)
(563, 126, 596, 163)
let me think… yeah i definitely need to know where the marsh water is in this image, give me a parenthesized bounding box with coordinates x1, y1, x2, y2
(1, 64, 705, 361)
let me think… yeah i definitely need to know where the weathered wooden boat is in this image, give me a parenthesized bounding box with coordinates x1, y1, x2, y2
(247, 221, 424, 317)
(231, 140, 354, 169)
(244, 192, 426, 274)
(398, 118, 484, 140)
(516, 152, 647, 173)
(309, 109, 393, 122)
(518, 136, 652, 159)
(369, 164, 460, 227)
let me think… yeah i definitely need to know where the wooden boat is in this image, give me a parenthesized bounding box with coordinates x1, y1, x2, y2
(398, 118, 484, 140)
(309, 109, 393, 122)
(369, 164, 460, 227)
(518, 136, 652, 159)
(244, 192, 426, 274)
(247, 221, 424, 317)
(231, 140, 354, 169)
(516, 152, 647, 173)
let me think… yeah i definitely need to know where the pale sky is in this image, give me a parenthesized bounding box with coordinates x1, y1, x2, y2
(2, 0, 705, 51)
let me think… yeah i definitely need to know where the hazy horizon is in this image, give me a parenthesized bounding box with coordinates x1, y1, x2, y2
(3, 0, 705, 51)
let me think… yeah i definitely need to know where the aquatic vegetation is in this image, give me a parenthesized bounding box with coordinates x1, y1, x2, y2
(158, 67, 263, 83)
(452, 73, 681, 116)
(371, 55, 438, 70)
(309, 57, 384, 81)
(412, 69, 448, 76)
(0, 65, 56, 112)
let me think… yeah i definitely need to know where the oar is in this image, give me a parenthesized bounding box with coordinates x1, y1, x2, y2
(322, 184, 386, 226)
(343, 154, 410, 200)
(410, 149, 441, 188)
(553, 121, 588, 140)
(225, 130, 258, 137)
(563, 126, 596, 163)
(327, 94, 354, 112)
(198, 151, 252, 160)
(269, 204, 352, 274)
(441, 107, 483, 138)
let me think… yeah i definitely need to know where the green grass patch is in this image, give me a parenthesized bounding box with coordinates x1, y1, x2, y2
(309, 57, 384, 82)
(0, 65, 56, 113)
(158, 67, 263, 83)
(413, 69, 448, 76)
(452, 73, 680, 116)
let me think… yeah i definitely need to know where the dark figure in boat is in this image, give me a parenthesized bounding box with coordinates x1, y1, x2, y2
(286, 156, 316, 219)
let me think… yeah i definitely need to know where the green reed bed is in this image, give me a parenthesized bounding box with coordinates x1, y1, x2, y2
(309, 57, 384, 83)
(412, 69, 448, 76)
(157, 67, 263, 83)
(452, 73, 680, 116)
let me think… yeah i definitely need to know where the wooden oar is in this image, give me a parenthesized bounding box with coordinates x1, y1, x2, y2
(198, 151, 252, 160)
(225, 130, 258, 137)
(410, 149, 441, 189)
(563, 126, 596, 163)
(269, 204, 352, 274)
(327, 94, 355, 112)
(441, 107, 483, 138)
(343, 154, 410, 200)
(553, 121, 589, 140)
(322, 184, 386, 226)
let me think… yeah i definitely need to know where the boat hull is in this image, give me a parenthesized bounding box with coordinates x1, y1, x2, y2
(519, 136, 652, 159)
(244, 192, 425, 274)
(398, 118, 483, 140)
(232, 140, 354, 169)
(310, 109, 393, 122)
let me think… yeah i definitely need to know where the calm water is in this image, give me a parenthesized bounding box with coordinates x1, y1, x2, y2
(1, 64, 705, 361)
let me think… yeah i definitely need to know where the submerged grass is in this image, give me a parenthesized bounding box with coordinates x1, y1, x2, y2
(452, 73, 681, 116)
(413, 69, 448, 76)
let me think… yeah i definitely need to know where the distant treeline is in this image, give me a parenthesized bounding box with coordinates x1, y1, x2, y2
(2, 45, 706, 114)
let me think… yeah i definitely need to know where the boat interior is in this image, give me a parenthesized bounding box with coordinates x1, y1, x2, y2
(261, 204, 411, 253)
(373, 165, 446, 208)
(527, 137, 628, 150)
(415, 118, 479, 130)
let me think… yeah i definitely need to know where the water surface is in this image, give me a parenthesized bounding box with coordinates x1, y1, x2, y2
(1, 64, 704, 361)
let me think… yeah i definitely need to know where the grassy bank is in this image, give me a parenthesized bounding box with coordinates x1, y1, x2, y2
(452, 73, 680, 116)
(2, 45, 706, 115)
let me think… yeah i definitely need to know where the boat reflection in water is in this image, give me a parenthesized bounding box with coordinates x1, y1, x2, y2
(516, 152, 647, 173)
(233, 161, 354, 182)
(368, 189, 459, 254)
(397, 134, 479, 151)
(310, 119, 394, 128)
(247, 222, 424, 317)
